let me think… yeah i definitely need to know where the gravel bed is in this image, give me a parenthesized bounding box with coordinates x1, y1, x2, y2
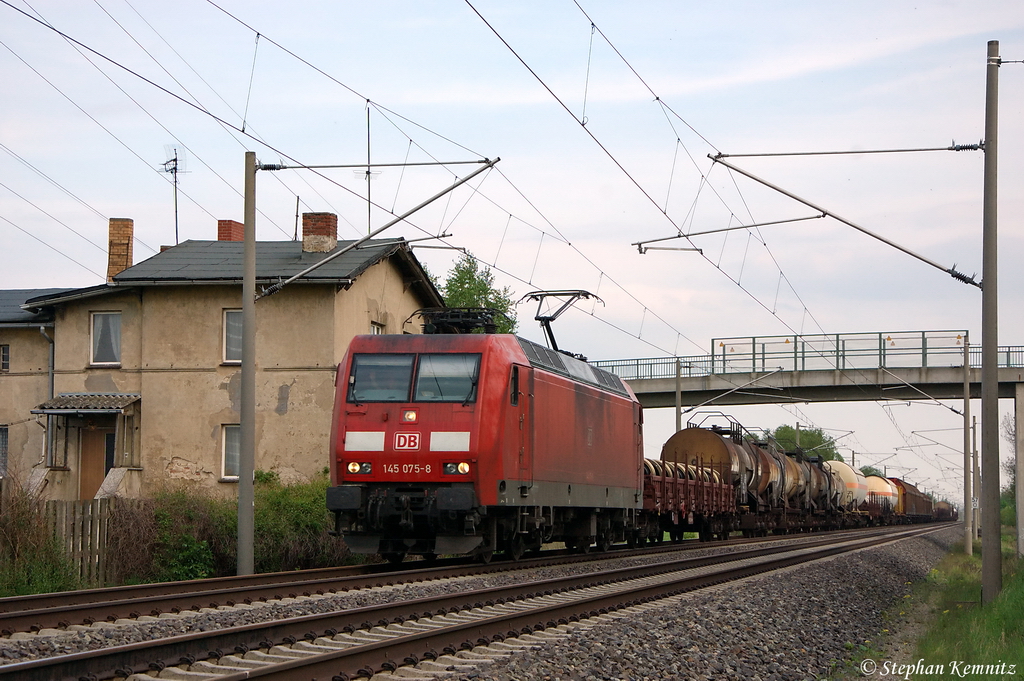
(458, 525, 959, 681)
(0, 527, 952, 676)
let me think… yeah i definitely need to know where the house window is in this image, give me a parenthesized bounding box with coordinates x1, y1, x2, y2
(223, 310, 242, 364)
(370, 322, 385, 335)
(0, 426, 8, 478)
(222, 424, 240, 480)
(1, 344, 9, 372)
(91, 312, 121, 365)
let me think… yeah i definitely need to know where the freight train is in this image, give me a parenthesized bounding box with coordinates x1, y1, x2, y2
(326, 328, 947, 563)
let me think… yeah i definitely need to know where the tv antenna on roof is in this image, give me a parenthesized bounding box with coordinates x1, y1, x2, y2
(160, 145, 188, 244)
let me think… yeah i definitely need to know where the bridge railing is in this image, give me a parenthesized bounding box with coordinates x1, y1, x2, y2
(592, 330, 1024, 380)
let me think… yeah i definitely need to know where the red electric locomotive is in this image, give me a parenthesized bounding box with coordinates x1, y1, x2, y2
(326, 332, 643, 562)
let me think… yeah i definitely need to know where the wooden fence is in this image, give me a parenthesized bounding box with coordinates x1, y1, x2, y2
(44, 498, 112, 585)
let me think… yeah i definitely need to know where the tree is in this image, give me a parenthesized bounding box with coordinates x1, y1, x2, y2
(859, 465, 885, 478)
(769, 424, 840, 460)
(438, 252, 517, 334)
(1000, 412, 1017, 492)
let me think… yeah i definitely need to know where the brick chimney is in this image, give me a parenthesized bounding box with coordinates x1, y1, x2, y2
(302, 212, 338, 253)
(107, 218, 134, 281)
(218, 219, 244, 242)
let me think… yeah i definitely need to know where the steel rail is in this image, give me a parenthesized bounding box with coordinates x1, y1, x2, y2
(0, 524, 903, 635)
(0, 524, 949, 681)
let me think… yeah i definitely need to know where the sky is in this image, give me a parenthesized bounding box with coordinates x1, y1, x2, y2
(2, 0, 1023, 503)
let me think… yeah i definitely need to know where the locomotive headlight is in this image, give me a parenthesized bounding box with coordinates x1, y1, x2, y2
(346, 462, 372, 474)
(444, 462, 471, 475)
(401, 409, 418, 423)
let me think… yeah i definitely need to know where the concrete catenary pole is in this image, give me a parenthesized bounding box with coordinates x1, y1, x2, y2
(675, 359, 682, 433)
(1016, 383, 1023, 557)
(238, 151, 257, 575)
(973, 416, 980, 542)
(980, 40, 1001, 603)
(963, 339, 972, 555)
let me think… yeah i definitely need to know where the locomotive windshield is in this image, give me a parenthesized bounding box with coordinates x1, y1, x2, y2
(348, 354, 414, 402)
(415, 354, 479, 402)
(348, 353, 480, 403)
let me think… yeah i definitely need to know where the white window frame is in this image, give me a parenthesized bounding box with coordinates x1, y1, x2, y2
(221, 424, 240, 481)
(370, 321, 385, 335)
(90, 312, 121, 366)
(223, 309, 242, 364)
(0, 344, 9, 372)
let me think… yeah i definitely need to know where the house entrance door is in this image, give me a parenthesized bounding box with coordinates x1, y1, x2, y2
(80, 428, 115, 500)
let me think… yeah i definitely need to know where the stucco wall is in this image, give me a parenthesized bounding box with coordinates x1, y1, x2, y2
(0, 327, 52, 481)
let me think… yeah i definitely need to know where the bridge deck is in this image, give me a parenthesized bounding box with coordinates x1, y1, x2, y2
(592, 330, 1024, 407)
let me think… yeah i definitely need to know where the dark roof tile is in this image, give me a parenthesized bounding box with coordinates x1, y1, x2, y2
(0, 288, 76, 323)
(114, 239, 405, 283)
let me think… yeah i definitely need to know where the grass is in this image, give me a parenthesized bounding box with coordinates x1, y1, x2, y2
(911, 527, 1022, 676)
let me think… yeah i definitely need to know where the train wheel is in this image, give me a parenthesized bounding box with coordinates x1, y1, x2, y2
(598, 533, 612, 553)
(382, 552, 406, 565)
(477, 548, 494, 564)
(509, 534, 526, 562)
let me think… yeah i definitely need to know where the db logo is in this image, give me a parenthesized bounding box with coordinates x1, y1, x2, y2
(394, 432, 421, 451)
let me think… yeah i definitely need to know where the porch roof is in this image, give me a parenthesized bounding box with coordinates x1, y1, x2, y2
(31, 393, 141, 415)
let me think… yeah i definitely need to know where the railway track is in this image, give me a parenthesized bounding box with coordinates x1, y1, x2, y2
(0, 524, 948, 681)
(0, 525, 891, 636)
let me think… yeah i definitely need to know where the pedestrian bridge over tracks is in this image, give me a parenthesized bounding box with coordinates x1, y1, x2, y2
(592, 330, 1024, 409)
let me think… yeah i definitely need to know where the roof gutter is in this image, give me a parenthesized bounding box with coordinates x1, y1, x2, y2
(30, 408, 134, 415)
(113, 278, 354, 287)
(20, 284, 118, 311)
(20, 278, 356, 312)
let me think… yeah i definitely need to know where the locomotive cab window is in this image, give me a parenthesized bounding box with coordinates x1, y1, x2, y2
(348, 354, 414, 402)
(415, 354, 480, 403)
(509, 365, 519, 405)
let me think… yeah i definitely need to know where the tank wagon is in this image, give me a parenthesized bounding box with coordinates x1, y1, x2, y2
(326, 329, 948, 561)
(646, 417, 841, 540)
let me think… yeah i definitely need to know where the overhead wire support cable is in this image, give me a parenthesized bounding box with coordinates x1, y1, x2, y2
(258, 160, 488, 170)
(709, 154, 982, 289)
(715, 142, 984, 158)
(256, 158, 499, 299)
(633, 214, 825, 252)
(0, 2, 417, 208)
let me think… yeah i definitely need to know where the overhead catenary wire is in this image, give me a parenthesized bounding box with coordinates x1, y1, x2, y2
(3, 1, 696, 360)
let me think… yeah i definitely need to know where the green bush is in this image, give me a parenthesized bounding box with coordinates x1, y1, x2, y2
(999, 493, 1017, 527)
(0, 477, 83, 597)
(107, 485, 236, 583)
(253, 470, 350, 573)
(105, 471, 349, 584)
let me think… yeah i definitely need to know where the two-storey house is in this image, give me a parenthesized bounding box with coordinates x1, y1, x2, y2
(4, 213, 442, 500)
